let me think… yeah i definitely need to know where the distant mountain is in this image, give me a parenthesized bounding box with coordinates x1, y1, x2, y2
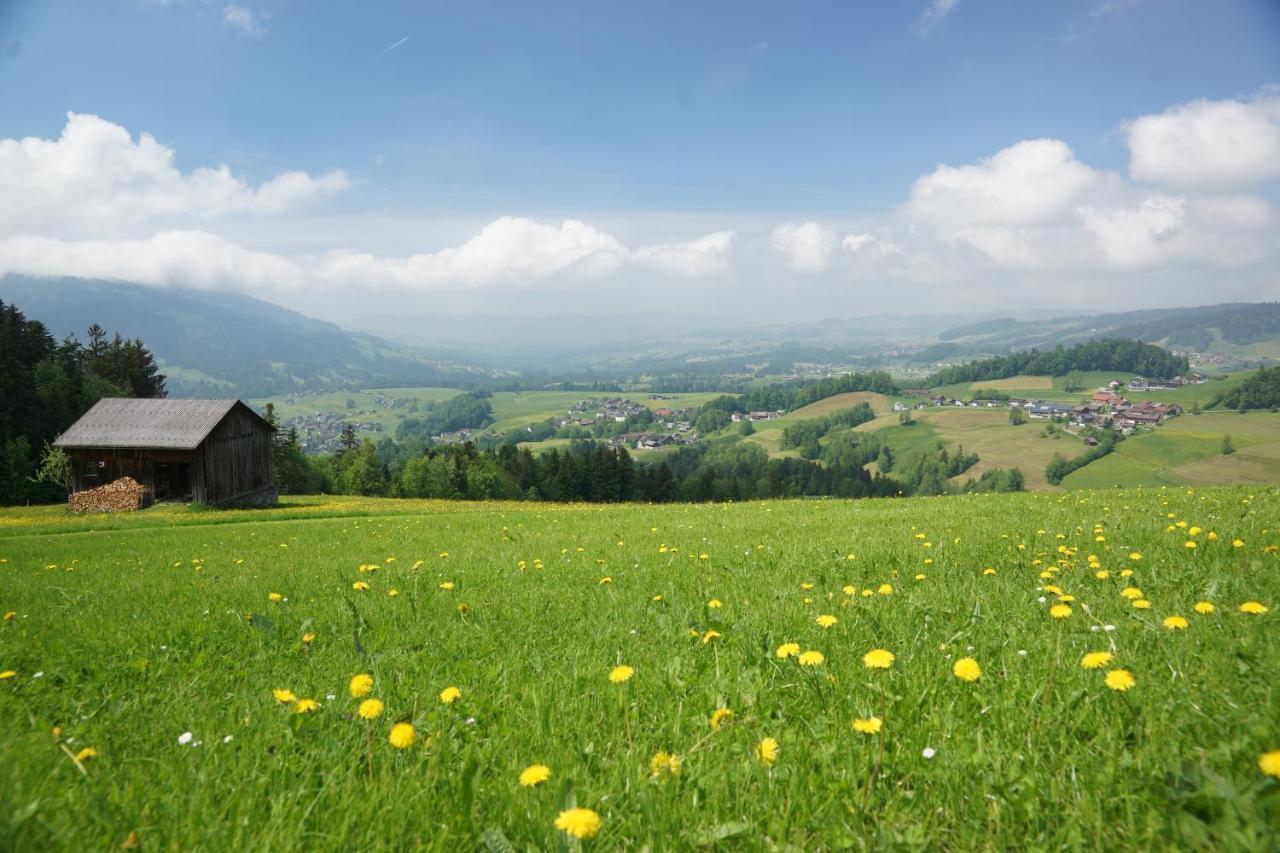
(933, 303, 1280, 360)
(0, 277, 493, 398)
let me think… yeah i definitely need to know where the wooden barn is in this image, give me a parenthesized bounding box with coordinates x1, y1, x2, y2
(54, 399, 277, 507)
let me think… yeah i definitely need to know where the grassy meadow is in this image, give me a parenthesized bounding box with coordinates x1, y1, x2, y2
(2, 489, 1279, 849)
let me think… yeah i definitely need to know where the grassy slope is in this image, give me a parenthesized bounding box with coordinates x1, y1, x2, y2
(1, 490, 1278, 849)
(489, 391, 728, 434)
(859, 409, 1068, 490)
(737, 393, 894, 460)
(932, 371, 1254, 407)
(1063, 411, 1280, 489)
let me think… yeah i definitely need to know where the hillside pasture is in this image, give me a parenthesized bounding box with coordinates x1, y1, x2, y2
(489, 391, 728, 434)
(967, 374, 1053, 392)
(860, 408, 1069, 490)
(1063, 411, 1280, 489)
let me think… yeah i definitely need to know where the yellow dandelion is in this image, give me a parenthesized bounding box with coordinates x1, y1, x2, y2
(272, 688, 296, 703)
(863, 648, 895, 669)
(294, 698, 319, 714)
(599, 577, 612, 585)
(1193, 601, 1215, 614)
(349, 673, 374, 698)
(1239, 601, 1269, 615)
(878, 583, 893, 595)
(74, 747, 97, 762)
(649, 750, 681, 777)
(555, 807, 602, 840)
(952, 657, 981, 682)
(852, 716, 882, 734)
(0, 670, 16, 680)
(983, 568, 996, 576)
(1104, 669, 1136, 691)
(1131, 599, 1152, 610)
(707, 598, 722, 608)
(609, 665, 635, 684)
(1233, 539, 1244, 548)
(439, 581, 455, 590)
(358, 698, 384, 720)
(457, 602, 470, 614)
(352, 581, 370, 591)
(302, 632, 316, 645)
(1162, 615, 1188, 630)
(701, 629, 721, 644)
(268, 592, 282, 602)
(1050, 604, 1072, 619)
(3, 611, 15, 620)
(756, 736, 779, 765)
(388, 722, 416, 749)
(798, 650, 825, 666)
(1120, 587, 1143, 600)
(1081, 651, 1113, 669)
(519, 763, 551, 787)
(710, 707, 733, 730)
(1259, 750, 1280, 779)
(439, 686, 462, 704)
(816, 614, 838, 628)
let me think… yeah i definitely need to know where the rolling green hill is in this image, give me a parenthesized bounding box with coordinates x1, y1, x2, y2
(0, 277, 493, 398)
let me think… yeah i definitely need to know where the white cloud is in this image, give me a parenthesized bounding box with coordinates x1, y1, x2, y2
(912, 0, 959, 39)
(222, 5, 267, 39)
(1124, 90, 1280, 191)
(1079, 195, 1187, 268)
(906, 139, 1107, 231)
(0, 217, 734, 295)
(635, 231, 736, 277)
(0, 231, 307, 291)
(770, 221, 835, 273)
(0, 113, 349, 235)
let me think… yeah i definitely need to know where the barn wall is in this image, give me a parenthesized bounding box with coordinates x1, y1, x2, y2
(194, 405, 277, 506)
(67, 448, 197, 500)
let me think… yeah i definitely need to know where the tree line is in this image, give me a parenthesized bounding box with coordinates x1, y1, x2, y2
(1, 301, 165, 503)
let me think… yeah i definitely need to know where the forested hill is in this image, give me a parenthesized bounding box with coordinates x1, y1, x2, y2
(926, 339, 1188, 387)
(0, 277, 493, 398)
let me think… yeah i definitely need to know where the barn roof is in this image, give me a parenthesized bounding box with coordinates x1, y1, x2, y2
(54, 398, 271, 450)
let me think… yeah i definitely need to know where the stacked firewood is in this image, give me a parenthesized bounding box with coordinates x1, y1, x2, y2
(68, 477, 152, 513)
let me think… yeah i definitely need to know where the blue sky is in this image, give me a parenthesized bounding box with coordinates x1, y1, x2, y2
(1, 0, 1278, 343)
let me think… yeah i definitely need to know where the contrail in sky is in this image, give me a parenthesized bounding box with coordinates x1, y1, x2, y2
(378, 36, 409, 56)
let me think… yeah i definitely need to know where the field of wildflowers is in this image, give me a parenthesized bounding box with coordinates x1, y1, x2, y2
(1, 488, 1277, 849)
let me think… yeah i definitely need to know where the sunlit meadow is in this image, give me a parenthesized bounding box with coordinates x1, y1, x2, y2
(1, 488, 1278, 849)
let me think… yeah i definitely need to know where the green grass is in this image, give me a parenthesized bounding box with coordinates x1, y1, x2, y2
(860, 409, 1070, 490)
(3, 490, 1278, 848)
(1063, 412, 1280, 489)
(489, 391, 728, 434)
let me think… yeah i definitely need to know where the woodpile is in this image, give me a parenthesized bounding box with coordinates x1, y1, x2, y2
(68, 477, 152, 513)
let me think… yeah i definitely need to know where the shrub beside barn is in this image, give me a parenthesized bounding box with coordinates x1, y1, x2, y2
(54, 399, 277, 507)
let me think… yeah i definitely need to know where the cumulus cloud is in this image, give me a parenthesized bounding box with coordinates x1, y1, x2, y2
(906, 139, 1108, 231)
(1124, 90, 1280, 190)
(0, 113, 349, 235)
(770, 222, 835, 272)
(912, 0, 959, 39)
(0, 231, 307, 292)
(222, 5, 267, 39)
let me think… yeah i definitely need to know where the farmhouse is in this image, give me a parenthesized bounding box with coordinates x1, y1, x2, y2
(54, 398, 277, 507)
